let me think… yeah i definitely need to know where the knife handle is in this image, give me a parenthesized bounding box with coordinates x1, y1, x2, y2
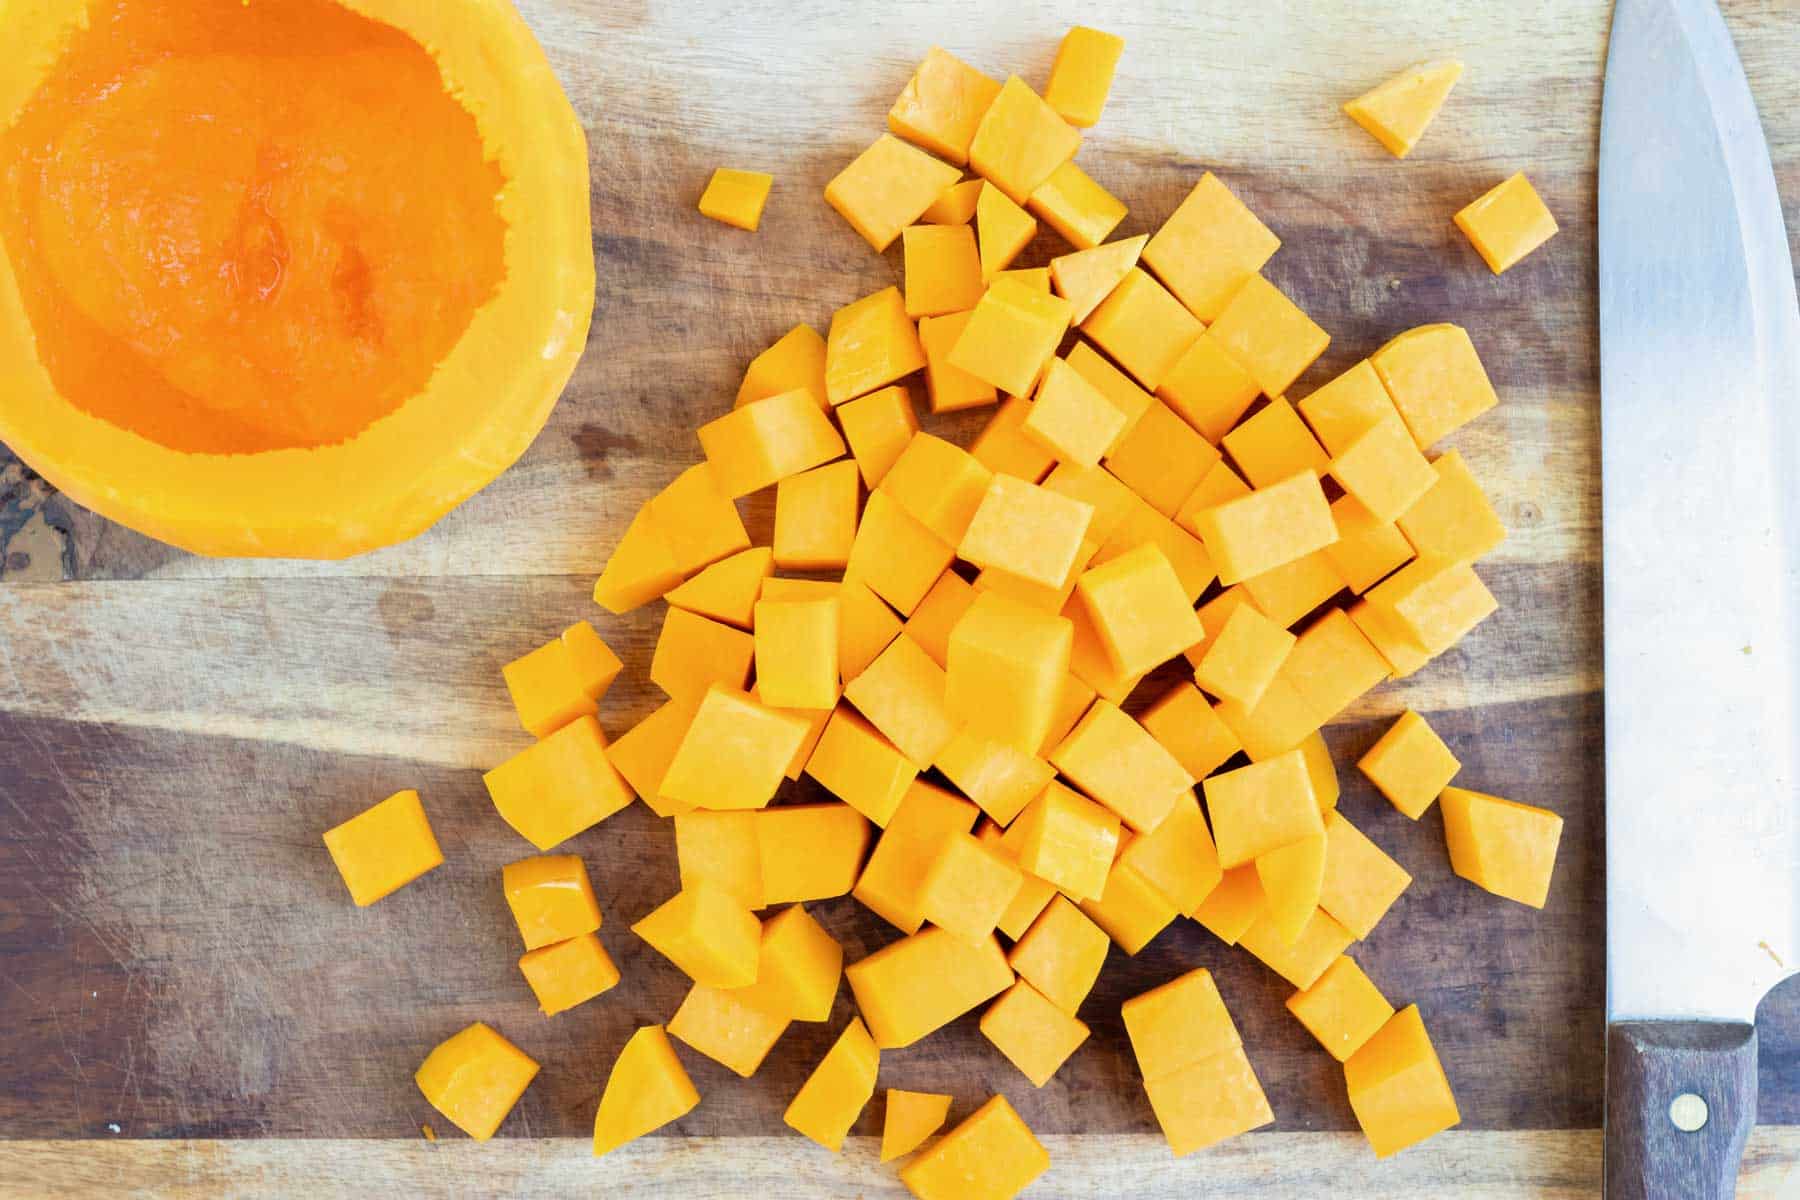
(1605, 1021, 1757, 1198)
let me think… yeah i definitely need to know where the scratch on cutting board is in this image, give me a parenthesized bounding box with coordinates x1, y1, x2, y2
(1760, 940, 1786, 969)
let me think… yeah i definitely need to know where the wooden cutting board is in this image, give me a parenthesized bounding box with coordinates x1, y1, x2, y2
(2, 1, 1797, 1194)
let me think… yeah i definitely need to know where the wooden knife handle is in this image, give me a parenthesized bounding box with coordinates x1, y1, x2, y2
(1605, 1021, 1757, 1198)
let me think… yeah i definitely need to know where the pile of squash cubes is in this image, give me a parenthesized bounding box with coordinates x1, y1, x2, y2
(320, 27, 1567, 1197)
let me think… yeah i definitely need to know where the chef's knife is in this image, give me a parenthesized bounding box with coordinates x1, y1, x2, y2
(1599, 0, 1800, 1195)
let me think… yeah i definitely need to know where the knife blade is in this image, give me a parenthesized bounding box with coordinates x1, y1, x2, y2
(1599, 0, 1800, 1196)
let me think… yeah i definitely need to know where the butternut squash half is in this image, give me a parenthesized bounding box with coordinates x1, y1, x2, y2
(0, 0, 594, 557)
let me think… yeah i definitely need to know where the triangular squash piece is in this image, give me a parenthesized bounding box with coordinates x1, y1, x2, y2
(665, 546, 774, 629)
(593, 1025, 701, 1157)
(1049, 234, 1147, 325)
(1343, 60, 1463, 158)
(1254, 833, 1326, 945)
(737, 323, 828, 408)
(593, 506, 684, 615)
(976, 182, 1037, 281)
(880, 1088, 954, 1162)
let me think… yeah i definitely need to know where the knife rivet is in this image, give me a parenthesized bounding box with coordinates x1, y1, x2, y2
(1669, 1093, 1709, 1133)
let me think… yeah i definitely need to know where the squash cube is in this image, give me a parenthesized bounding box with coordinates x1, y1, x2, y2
(756, 803, 873, 906)
(322, 789, 443, 907)
(1177, 459, 1253, 533)
(1079, 856, 1179, 955)
(903, 223, 984, 318)
(981, 978, 1090, 1087)
(650, 606, 754, 702)
(1192, 470, 1337, 586)
(1345, 1005, 1461, 1158)
(1360, 709, 1461, 819)
(825, 133, 962, 253)
(502, 624, 620, 739)
(1194, 601, 1296, 708)
(918, 311, 999, 413)
(1142, 1044, 1274, 1156)
(1075, 542, 1206, 679)
(949, 278, 1073, 400)
(981, 823, 1060, 939)
(699, 387, 847, 498)
(698, 167, 772, 231)
(665, 546, 772, 630)
(846, 490, 956, 616)
(845, 925, 1015, 1049)
(1023, 357, 1128, 468)
(1204, 748, 1322, 868)
(936, 732, 1057, 827)
(920, 830, 1025, 942)
(1104, 401, 1222, 519)
(503, 854, 602, 950)
(1330, 416, 1438, 524)
(825, 286, 928, 406)
(733, 903, 843, 1023)
(1441, 787, 1563, 908)
(959, 474, 1096, 588)
(971, 396, 1058, 482)
(806, 706, 918, 827)
(1158, 332, 1261, 442)
(1044, 25, 1124, 127)
(1062, 589, 1147, 704)
(1320, 810, 1413, 938)
(1193, 863, 1268, 944)
(1027, 159, 1126, 249)
(1299, 730, 1341, 812)
(1296, 359, 1402, 454)
(675, 809, 763, 909)
(1051, 235, 1147, 325)
(1239, 548, 1344, 629)
(519, 931, 620, 1016)
(631, 879, 762, 988)
(1343, 59, 1463, 158)
(1209, 274, 1330, 398)
(843, 634, 957, 768)
(784, 1018, 880, 1152)
(1121, 967, 1241, 1079)
(774, 696, 836, 788)
(1254, 832, 1326, 945)
(1325, 495, 1414, 594)
(836, 386, 919, 493)
(944, 590, 1075, 752)
(882, 1089, 953, 1162)
(1371, 323, 1498, 450)
(1007, 894, 1110, 1015)
(975, 181, 1038, 281)
(668, 980, 790, 1077)
(1117, 789, 1224, 914)
(1004, 780, 1121, 901)
(1365, 558, 1498, 654)
(1283, 607, 1390, 723)
(1140, 682, 1242, 781)
(662, 686, 809, 812)
(968, 75, 1082, 204)
(1454, 171, 1558, 275)
(1041, 670, 1098, 754)
(973, 536, 1094, 615)
(1042, 458, 1140, 542)
(772, 461, 859, 572)
(738, 323, 829, 409)
(1050, 698, 1192, 832)
(607, 697, 701, 813)
(415, 1023, 538, 1142)
(853, 780, 979, 932)
(1142, 172, 1280, 322)
(882, 432, 995, 545)
(752, 598, 839, 711)
(1081, 267, 1204, 390)
(1398, 449, 1506, 564)
(902, 569, 978, 668)
(1064, 340, 1155, 443)
(1215, 674, 1325, 762)
(1240, 905, 1355, 990)
(899, 1094, 1050, 1200)
(593, 507, 684, 614)
(1348, 598, 1432, 677)
(1195, 583, 1258, 640)
(1223, 396, 1331, 489)
(923, 177, 984, 225)
(485, 717, 634, 851)
(887, 47, 1003, 166)
(592, 1026, 699, 1157)
(1287, 954, 1395, 1062)
(646, 458, 754, 576)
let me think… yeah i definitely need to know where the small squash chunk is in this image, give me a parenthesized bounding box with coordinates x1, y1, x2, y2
(1140, 682, 1242, 781)
(1282, 607, 1391, 724)
(971, 396, 1058, 482)
(839, 578, 907, 680)
(959, 473, 1096, 590)
(593, 1026, 700, 1158)
(922, 178, 984, 225)
(920, 830, 1026, 943)
(1081, 268, 1204, 391)
(734, 903, 844, 1022)
(1364, 558, 1498, 655)
(675, 810, 764, 909)
(1194, 602, 1295, 708)
(1370, 323, 1498, 450)
(754, 598, 839, 710)
(1241, 548, 1345, 629)
(845, 925, 1015, 1049)
(949, 277, 1073, 398)
(882, 1089, 953, 1162)
(826, 134, 963, 252)
(1320, 811, 1413, 939)
(807, 707, 919, 827)
(825, 286, 929, 406)
(1063, 590, 1147, 703)
(699, 388, 847, 498)
(1215, 675, 1324, 762)
(1204, 748, 1321, 868)
(843, 634, 957, 769)
(668, 980, 790, 1078)
(698, 167, 772, 231)
(1360, 709, 1461, 819)
(1121, 967, 1241, 1080)
(1159, 333, 1262, 442)
(1192, 470, 1337, 586)
(901, 1096, 1050, 1200)
(1208, 275, 1330, 398)
(519, 931, 620, 1017)
(1299, 730, 1341, 812)
(1118, 790, 1224, 915)
(1224, 397, 1332, 491)
(1255, 832, 1326, 945)
(322, 789, 442, 907)
(981, 978, 1090, 1087)
(838, 385, 921, 487)
(1345, 1005, 1461, 1158)
(1143, 1044, 1274, 1157)
(415, 1023, 539, 1142)
(888, 47, 1003, 166)
(651, 607, 755, 701)
(854, 780, 980, 932)
(1343, 60, 1463, 158)
(738, 323, 829, 409)
(1455, 172, 1559, 274)
(756, 803, 873, 906)
(1065, 340, 1156, 446)
(1050, 234, 1146, 325)
(503, 623, 622, 739)
(938, 733, 1057, 828)
(975, 182, 1038, 281)
(1051, 698, 1193, 833)
(1287, 954, 1395, 1062)
(631, 879, 762, 988)
(1330, 417, 1438, 524)
(486, 717, 634, 851)
(1027, 159, 1126, 250)
(662, 687, 810, 812)
(1024, 357, 1129, 468)
(1240, 905, 1355, 990)
(902, 570, 978, 668)
(1398, 449, 1507, 564)
(503, 854, 602, 950)
(847, 493, 958, 619)
(1325, 496, 1414, 595)
(1440, 788, 1564, 908)
(944, 590, 1075, 752)
(1105, 401, 1222, 518)
(593, 508, 684, 614)
(918, 311, 1000, 414)
(666, 546, 773, 630)
(1142, 172, 1281, 322)
(996, 266, 1052, 291)
(903, 224, 984, 318)
(1007, 894, 1110, 1014)
(968, 75, 1082, 204)
(1193, 863, 1268, 944)
(980, 823, 1060, 939)
(607, 698, 701, 816)
(881, 432, 995, 546)
(1044, 26, 1125, 128)
(1076, 542, 1207, 680)
(1080, 855, 1179, 954)
(773, 461, 860, 572)
(1296, 359, 1401, 454)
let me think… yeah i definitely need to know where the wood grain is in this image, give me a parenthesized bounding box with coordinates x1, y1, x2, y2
(2, 0, 1799, 1191)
